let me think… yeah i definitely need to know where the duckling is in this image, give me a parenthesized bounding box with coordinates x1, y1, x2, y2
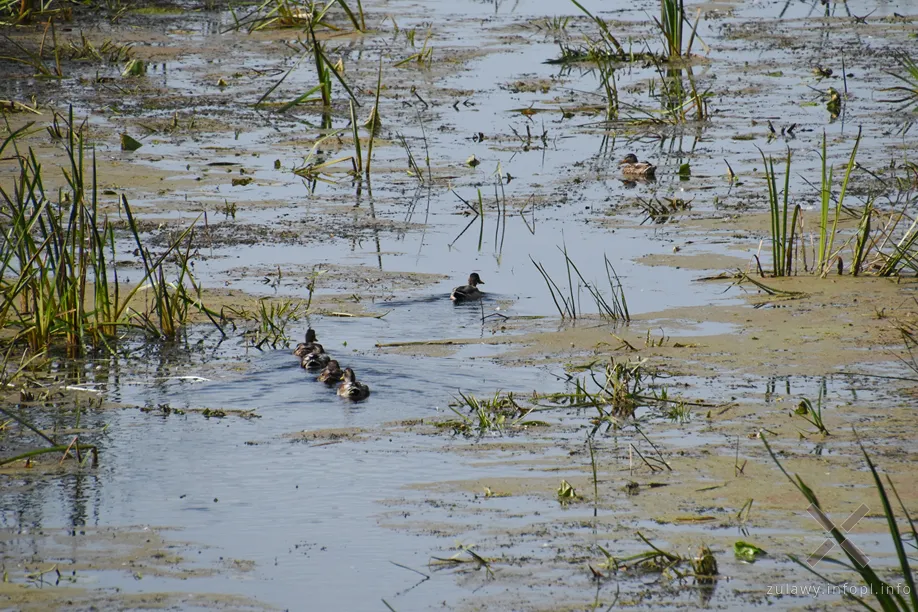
(301, 349, 330, 370)
(618, 153, 656, 179)
(317, 360, 344, 385)
(450, 272, 485, 302)
(294, 328, 324, 358)
(337, 368, 370, 401)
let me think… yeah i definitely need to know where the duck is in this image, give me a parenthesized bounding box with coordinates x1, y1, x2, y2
(301, 349, 331, 370)
(317, 360, 344, 385)
(450, 272, 485, 302)
(337, 368, 370, 401)
(618, 153, 656, 179)
(294, 328, 324, 358)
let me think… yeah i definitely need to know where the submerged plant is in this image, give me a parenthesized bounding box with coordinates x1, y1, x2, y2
(794, 394, 830, 436)
(597, 532, 717, 582)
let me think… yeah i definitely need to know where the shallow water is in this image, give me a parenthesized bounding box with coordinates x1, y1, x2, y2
(2, 0, 918, 609)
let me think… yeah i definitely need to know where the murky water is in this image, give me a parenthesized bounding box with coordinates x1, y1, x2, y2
(3, 0, 918, 609)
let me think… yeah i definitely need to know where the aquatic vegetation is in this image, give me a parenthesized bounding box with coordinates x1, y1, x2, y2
(429, 544, 494, 578)
(793, 395, 829, 436)
(229, 0, 365, 33)
(0, 109, 219, 356)
(530, 247, 629, 322)
(442, 390, 542, 435)
(734, 541, 766, 563)
(763, 434, 918, 611)
(665, 400, 691, 424)
(596, 532, 717, 582)
(882, 52, 918, 112)
(223, 298, 304, 350)
(557, 479, 580, 504)
(657, 0, 684, 59)
(0, 350, 100, 468)
(759, 146, 798, 277)
(636, 195, 692, 225)
(816, 128, 861, 277)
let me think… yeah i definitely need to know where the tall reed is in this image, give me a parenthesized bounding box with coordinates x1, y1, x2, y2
(759, 147, 799, 277)
(0, 108, 218, 355)
(817, 128, 861, 276)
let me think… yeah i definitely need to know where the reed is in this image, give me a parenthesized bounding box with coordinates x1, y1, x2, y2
(0, 108, 220, 355)
(658, 0, 683, 59)
(759, 146, 798, 276)
(816, 128, 861, 276)
(530, 246, 629, 321)
(569, 0, 624, 57)
(882, 52, 918, 111)
(763, 433, 918, 611)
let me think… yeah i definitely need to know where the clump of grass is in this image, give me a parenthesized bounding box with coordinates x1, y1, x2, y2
(657, 0, 684, 58)
(882, 52, 918, 111)
(440, 390, 545, 436)
(665, 400, 692, 424)
(542, 359, 653, 420)
(530, 245, 629, 321)
(252, 5, 361, 121)
(0, 108, 220, 356)
(648, 62, 710, 123)
(222, 298, 303, 349)
(758, 146, 799, 277)
(596, 532, 718, 582)
(762, 433, 918, 611)
(637, 195, 692, 224)
(816, 128, 861, 277)
(228, 0, 365, 33)
(793, 394, 829, 436)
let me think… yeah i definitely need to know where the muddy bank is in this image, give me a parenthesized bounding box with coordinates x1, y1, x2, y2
(2, 0, 918, 609)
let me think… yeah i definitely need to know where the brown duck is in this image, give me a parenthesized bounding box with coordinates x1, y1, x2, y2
(337, 368, 370, 401)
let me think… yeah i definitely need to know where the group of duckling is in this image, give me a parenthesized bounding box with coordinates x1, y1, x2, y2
(294, 329, 370, 401)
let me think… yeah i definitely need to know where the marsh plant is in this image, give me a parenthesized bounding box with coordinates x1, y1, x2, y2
(530, 245, 629, 322)
(229, 0, 365, 33)
(883, 52, 918, 112)
(442, 390, 545, 436)
(0, 109, 218, 357)
(757, 129, 918, 278)
(763, 434, 918, 611)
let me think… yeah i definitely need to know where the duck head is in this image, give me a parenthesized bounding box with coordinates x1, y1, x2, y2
(619, 153, 639, 165)
(468, 272, 484, 287)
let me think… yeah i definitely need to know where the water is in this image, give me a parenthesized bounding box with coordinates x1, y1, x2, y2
(2, 0, 917, 608)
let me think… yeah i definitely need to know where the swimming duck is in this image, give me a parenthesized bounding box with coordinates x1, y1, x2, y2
(619, 153, 656, 179)
(317, 360, 344, 385)
(301, 349, 331, 370)
(450, 272, 484, 302)
(337, 368, 370, 401)
(294, 328, 324, 358)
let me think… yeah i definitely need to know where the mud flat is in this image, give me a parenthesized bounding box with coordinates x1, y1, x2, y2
(1, 0, 917, 609)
